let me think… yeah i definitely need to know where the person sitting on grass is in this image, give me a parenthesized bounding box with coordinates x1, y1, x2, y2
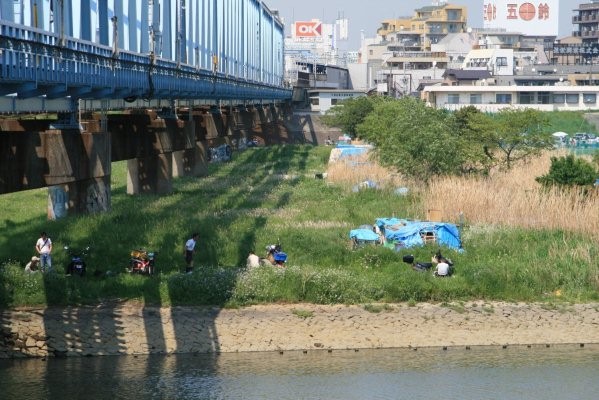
(246, 250, 260, 269)
(25, 256, 40, 273)
(432, 250, 453, 277)
(434, 260, 452, 277)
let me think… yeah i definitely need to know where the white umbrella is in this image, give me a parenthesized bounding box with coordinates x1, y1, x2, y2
(552, 132, 568, 137)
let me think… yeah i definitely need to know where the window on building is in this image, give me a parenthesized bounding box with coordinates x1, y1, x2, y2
(496, 57, 508, 67)
(537, 92, 551, 104)
(331, 99, 339, 105)
(552, 94, 565, 103)
(311, 98, 320, 106)
(518, 92, 534, 104)
(447, 94, 460, 104)
(470, 94, 482, 104)
(447, 10, 460, 20)
(583, 93, 597, 103)
(496, 94, 512, 104)
(566, 94, 579, 104)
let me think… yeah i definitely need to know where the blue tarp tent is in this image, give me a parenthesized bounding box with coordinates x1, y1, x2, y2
(349, 228, 380, 242)
(375, 218, 463, 251)
(335, 144, 371, 158)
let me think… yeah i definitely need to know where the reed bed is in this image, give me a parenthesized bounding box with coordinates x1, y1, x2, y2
(326, 150, 598, 239)
(326, 152, 409, 190)
(424, 153, 599, 238)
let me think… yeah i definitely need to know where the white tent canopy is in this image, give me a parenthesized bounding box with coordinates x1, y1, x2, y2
(552, 132, 569, 137)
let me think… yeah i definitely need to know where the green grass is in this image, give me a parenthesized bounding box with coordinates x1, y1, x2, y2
(291, 308, 314, 319)
(1, 145, 598, 308)
(543, 111, 597, 134)
(363, 303, 394, 313)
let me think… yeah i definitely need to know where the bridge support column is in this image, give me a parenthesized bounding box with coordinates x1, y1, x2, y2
(42, 126, 112, 219)
(48, 176, 111, 219)
(172, 119, 208, 177)
(172, 141, 209, 177)
(251, 106, 263, 127)
(203, 112, 225, 138)
(127, 153, 173, 195)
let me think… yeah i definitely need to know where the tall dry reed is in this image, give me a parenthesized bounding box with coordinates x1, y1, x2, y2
(326, 149, 598, 238)
(424, 152, 599, 238)
(326, 151, 408, 189)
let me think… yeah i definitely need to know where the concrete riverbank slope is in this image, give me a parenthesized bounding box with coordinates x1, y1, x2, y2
(2, 302, 599, 358)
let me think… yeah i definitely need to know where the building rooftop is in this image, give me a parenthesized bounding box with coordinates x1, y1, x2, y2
(415, 5, 445, 13)
(443, 69, 492, 80)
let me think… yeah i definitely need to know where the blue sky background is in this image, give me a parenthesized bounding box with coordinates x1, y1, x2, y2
(264, 0, 573, 50)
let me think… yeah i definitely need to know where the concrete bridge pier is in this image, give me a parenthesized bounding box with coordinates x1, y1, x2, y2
(43, 127, 112, 219)
(232, 106, 254, 139)
(48, 176, 112, 219)
(118, 112, 181, 195)
(127, 153, 173, 195)
(171, 117, 206, 178)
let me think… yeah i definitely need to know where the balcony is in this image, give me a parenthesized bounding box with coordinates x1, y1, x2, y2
(577, 4, 599, 11)
(574, 14, 599, 24)
(428, 28, 447, 35)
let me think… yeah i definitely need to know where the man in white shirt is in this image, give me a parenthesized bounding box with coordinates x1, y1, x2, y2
(35, 232, 52, 272)
(434, 261, 451, 277)
(183, 233, 199, 273)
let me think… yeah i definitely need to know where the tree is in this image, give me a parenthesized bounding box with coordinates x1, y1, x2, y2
(536, 154, 598, 188)
(466, 108, 553, 170)
(450, 106, 494, 174)
(322, 96, 387, 138)
(356, 97, 465, 183)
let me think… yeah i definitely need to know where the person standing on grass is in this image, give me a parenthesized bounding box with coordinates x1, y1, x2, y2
(35, 231, 53, 272)
(184, 233, 199, 273)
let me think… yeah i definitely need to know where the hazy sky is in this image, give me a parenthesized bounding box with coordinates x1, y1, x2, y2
(264, 0, 572, 50)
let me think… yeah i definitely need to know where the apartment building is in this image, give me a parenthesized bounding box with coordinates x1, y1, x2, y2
(573, 1, 599, 45)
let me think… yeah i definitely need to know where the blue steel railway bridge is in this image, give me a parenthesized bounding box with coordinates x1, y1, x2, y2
(0, 0, 293, 218)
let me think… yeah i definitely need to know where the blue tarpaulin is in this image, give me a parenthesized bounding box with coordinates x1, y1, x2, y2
(336, 145, 371, 158)
(349, 228, 380, 242)
(374, 218, 463, 251)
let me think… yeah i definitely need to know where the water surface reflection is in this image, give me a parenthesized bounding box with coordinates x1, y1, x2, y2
(1, 345, 599, 399)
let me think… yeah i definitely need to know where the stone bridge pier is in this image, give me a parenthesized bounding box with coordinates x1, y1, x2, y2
(0, 104, 294, 219)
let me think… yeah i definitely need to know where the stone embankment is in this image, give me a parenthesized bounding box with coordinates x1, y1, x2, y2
(2, 302, 599, 359)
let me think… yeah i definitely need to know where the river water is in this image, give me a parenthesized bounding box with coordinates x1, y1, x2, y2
(1, 345, 599, 400)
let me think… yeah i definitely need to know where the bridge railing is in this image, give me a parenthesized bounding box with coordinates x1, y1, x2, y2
(0, 21, 291, 102)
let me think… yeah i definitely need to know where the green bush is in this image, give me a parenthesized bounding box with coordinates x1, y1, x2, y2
(536, 154, 598, 188)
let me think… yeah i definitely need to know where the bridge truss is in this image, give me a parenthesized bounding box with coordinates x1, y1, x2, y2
(0, 0, 291, 113)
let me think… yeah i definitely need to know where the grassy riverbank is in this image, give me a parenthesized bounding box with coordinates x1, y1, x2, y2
(1, 145, 598, 308)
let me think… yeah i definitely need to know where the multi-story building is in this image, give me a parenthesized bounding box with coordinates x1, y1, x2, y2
(422, 84, 599, 113)
(283, 18, 352, 86)
(377, 18, 414, 40)
(411, 2, 467, 50)
(573, 1, 599, 45)
(373, 2, 467, 51)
